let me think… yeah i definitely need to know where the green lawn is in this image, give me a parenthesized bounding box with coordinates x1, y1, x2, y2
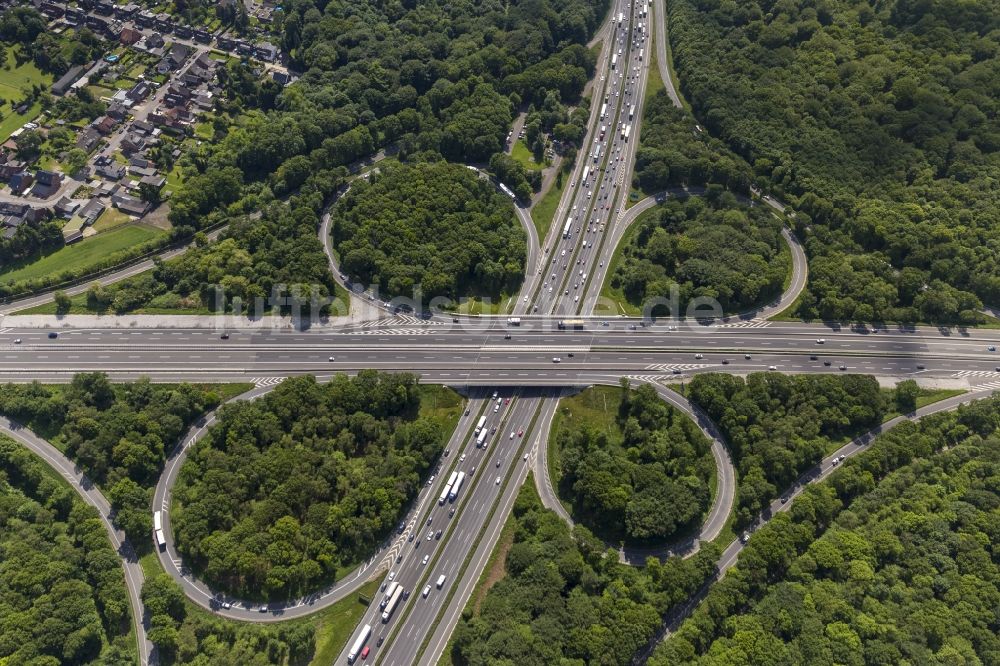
(417, 385, 464, 441)
(91, 207, 132, 232)
(881, 388, 966, 424)
(595, 207, 652, 317)
(510, 139, 548, 171)
(0, 224, 164, 285)
(0, 100, 41, 142)
(530, 169, 566, 241)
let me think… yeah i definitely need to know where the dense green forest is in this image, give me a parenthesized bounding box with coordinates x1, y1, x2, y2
(0, 437, 135, 665)
(0, 375, 229, 544)
(668, 0, 1000, 324)
(331, 162, 525, 300)
(651, 394, 1000, 665)
(451, 482, 720, 665)
(554, 383, 714, 544)
(687, 373, 887, 526)
(634, 92, 752, 193)
(609, 195, 788, 314)
(172, 373, 458, 598)
(140, 573, 318, 665)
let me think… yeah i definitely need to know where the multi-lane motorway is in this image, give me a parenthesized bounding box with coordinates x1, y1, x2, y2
(2, 321, 1000, 383)
(5, 0, 1000, 664)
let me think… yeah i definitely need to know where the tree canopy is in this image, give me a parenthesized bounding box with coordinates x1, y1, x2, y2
(652, 394, 1000, 665)
(451, 482, 720, 666)
(331, 162, 526, 300)
(0, 375, 226, 544)
(0, 437, 135, 665)
(688, 373, 887, 527)
(554, 383, 714, 545)
(668, 0, 1000, 324)
(172, 373, 458, 598)
(610, 196, 788, 315)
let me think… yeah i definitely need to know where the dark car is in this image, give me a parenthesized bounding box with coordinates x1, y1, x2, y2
(810, 355, 818, 360)
(220, 332, 230, 339)
(47, 332, 58, 339)
(823, 361, 832, 366)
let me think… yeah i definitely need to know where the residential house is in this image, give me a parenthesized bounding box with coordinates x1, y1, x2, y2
(272, 71, 291, 85)
(140, 173, 165, 189)
(94, 0, 114, 15)
(129, 164, 157, 178)
(216, 35, 237, 51)
(136, 10, 154, 27)
(153, 13, 172, 32)
(93, 115, 118, 135)
(169, 43, 192, 69)
(115, 3, 140, 19)
(52, 64, 85, 96)
(146, 33, 165, 50)
(255, 42, 278, 62)
(9, 171, 33, 194)
(192, 28, 211, 43)
(120, 133, 145, 154)
(119, 27, 142, 46)
(131, 120, 155, 135)
(96, 163, 125, 180)
(76, 127, 101, 152)
(106, 102, 129, 122)
(79, 199, 106, 224)
(64, 7, 83, 23)
(235, 41, 254, 57)
(34, 170, 63, 189)
(0, 160, 25, 179)
(128, 156, 153, 169)
(174, 24, 192, 39)
(112, 193, 148, 216)
(85, 15, 109, 32)
(39, 1, 63, 18)
(55, 197, 82, 218)
(126, 80, 152, 103)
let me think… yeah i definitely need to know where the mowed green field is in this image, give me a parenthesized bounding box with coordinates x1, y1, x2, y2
(0, 224, 164, 284)
(0, 45, 53, 140)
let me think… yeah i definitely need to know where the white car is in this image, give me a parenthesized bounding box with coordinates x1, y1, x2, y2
(422, 585, 431, 598)
(552, 357, 561, 363)
(427, 475, 435, 486)
(816, 338, 825, 344)
(421, 555, 429, 566)
(509, 431, 515, 440)
(388, 571, 395, 581)
(460, 453, 466, 462)
(13, 338, 21, 344)
(695, 353, 703, 360)
(768, 365, 777, 371)
(495, 476, 501, 485)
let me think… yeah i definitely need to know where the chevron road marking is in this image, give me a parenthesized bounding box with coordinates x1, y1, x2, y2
(251, 376, 285, 388)
(643, 363, 715, 372)
(953, 370, 1000, 378)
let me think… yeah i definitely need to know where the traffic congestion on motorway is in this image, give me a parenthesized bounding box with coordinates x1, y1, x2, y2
(525, 0, 649, 317)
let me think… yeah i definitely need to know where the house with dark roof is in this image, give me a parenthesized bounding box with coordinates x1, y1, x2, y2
(34, 170, 63, 188)
(79, 199, 106, 224)
(254, 43, 279, 62)
(9, 171, 33, 194)
(76, 127, 101, 152)
(52, 65, 85, 96)
(168, 43, 192, 69)
(112, 193, 149, 216)
(96, 163, 125, 180)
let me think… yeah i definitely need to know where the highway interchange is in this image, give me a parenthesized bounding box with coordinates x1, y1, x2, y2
(1, 0, 999, 664)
